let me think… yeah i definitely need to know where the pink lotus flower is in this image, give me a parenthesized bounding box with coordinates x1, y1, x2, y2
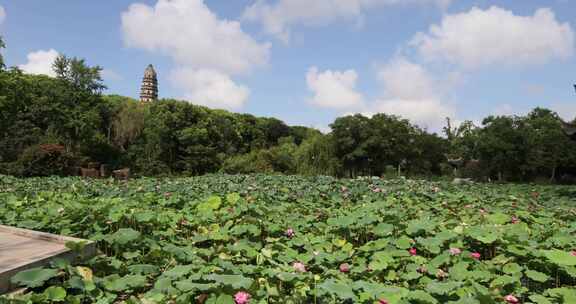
(409, 248, 417, 256)
(511, 216, 519, 224)
(339, 263, 350, 273)
(504, 294, 519, 304)
(449, 248, 461, 255)
(234, 291, 251, 304)
(571, 250, 576, 257)
(285, 228, 295, 238)
(378, 299, 389, 304)
(470, 252, 481, 260)
(179, 218, 189, 226)
(293, 262, 306, 273)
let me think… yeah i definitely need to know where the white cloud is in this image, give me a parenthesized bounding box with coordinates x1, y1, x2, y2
(102, 69, 123, 81)
(170, 68, 250, 110)
(551, 103, 576, 121)
(492, 103, 515, 116)
(490, 103, 531, 117)
(370, 97, 454, 130)
(122, 0, 270, 75)
(122, 0, 271, 109)
(0, 6, 6, 25)
(313, 124, 332, 134)
(306, 66, 365, 110)
(371, 57, 456, 130)
(18, 49, 59, 77)
(243, 0, 451, 42)
(307, 58, 456, 130)
(376, 57, 436, 99)
(525, 84, 545, 95)
(411, 6, 575, 68)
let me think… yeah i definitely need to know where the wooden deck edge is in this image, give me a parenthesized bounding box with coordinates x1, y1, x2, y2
(0, 225, 94, 245)
(0, 225, 97, 295)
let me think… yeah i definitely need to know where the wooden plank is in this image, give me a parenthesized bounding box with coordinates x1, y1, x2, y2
(0, 225, 96, 294)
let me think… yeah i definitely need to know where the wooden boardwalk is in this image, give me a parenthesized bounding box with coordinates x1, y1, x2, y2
(0, 225, 96, 294)
(0, 231, 68, 273)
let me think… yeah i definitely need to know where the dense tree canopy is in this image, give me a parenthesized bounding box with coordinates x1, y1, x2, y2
(0, 37, 575, 182)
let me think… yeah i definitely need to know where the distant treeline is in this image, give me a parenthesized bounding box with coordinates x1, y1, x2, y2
(1, 39, 575, 182)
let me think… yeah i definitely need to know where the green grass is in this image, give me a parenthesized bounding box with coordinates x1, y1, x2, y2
(1, 174, 575, 303)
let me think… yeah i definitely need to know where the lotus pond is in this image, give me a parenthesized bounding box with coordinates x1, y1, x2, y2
(1, 174, 576, 303)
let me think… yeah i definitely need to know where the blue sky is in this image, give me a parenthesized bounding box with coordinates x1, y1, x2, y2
(1, 0, 575, 132)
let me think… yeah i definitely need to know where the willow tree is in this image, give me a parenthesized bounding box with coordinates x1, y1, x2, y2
(112, 100, 146, 151)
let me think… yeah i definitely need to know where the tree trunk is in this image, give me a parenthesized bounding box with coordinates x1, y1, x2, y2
(550, 166, 556, 183)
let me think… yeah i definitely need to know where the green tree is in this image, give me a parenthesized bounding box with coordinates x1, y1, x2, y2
(294, 133, 339, 176)
(478, 115, 528, 181)
(364, 113, 418, 176)
(444, 118, 481, 161)
(410, 131, 447, 176)
(53, 54, 106, 94)
(112, 99, 146, 151)
(330, 114, 371, 177)
(524, 108, 575, 181)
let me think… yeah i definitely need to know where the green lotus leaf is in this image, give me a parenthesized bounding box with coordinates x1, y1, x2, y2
(525, 270, 549, 282)
(43, 286, 66, 302)
(175, 281, 214, 292)
(319, 279, 357, 301)
(226, 193, 241, 204)
(11, 267, 59, 288)
(425, 281, 463, 295)
(214, 294, 235, 304)
(110, 228, 141, 245)
(529, 295, 552, 304)
(197, 196, 222, 212)
(502, 263, 523, 274)
(542, 250, 576, 266)
(373, 223, 394, 236)
(128, 264, 160, 275)
(394, 236, 412, 249)
(487, 212, 509, 225)
(467, 226, 499, 244)
(406, 290, 438, 304)
(204, 274, 253, 289)
(545, 287, 576, 302)
(163, 265, 194, 279)
(103, 274, 147, 291)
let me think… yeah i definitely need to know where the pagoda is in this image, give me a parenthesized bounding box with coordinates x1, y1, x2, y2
(140, 64, 158, 102)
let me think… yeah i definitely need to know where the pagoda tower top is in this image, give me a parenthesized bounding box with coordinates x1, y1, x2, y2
(140, 64, 158, 102)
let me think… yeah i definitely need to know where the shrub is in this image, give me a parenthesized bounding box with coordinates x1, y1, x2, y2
(15, 144, 79, 177)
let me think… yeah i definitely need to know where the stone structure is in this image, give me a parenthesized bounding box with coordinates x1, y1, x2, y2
(140, 64, 158, 102)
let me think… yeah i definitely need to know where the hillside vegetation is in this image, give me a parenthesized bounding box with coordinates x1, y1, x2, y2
(1, 36, 576, 182)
